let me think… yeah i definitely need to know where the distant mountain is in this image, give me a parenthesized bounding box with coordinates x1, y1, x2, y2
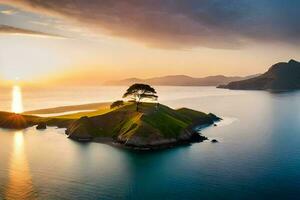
(219, 59, 300, 90)
(105, 74, 258, 86)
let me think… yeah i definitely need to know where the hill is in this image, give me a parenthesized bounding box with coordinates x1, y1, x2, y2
(0, 103, 220, 149)
(219, 59, 300, 90)
(105, 75, 258, 86)
(66, 103, 220, 148)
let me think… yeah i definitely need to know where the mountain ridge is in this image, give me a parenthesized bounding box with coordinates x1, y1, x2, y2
(105, 74, 259, 86)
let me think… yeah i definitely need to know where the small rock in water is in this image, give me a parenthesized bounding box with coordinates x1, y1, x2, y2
(190, 132, 208, 143)
(36, 122, 47, 130)
(211, 139, 218, 143)
(213, 124, 217, 127)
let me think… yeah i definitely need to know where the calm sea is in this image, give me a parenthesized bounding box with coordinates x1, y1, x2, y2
(0, 86, 300, 200)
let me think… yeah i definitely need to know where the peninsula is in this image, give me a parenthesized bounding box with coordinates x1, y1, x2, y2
(219, 59, 300, 91)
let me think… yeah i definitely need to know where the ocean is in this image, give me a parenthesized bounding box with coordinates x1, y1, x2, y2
(0, 86, 300, 199)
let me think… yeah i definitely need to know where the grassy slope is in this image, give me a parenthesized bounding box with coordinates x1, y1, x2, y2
(75, 102, 217, 140)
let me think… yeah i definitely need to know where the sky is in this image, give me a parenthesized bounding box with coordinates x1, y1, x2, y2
(0, 0, 300, 85)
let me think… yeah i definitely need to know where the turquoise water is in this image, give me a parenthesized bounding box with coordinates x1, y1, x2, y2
(0, 87, 300, 199)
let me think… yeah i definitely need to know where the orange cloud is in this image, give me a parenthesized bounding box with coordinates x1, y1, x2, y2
(0, 24, 66, 38)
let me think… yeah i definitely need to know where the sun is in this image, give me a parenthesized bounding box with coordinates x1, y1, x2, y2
(11, 85, 24, 113)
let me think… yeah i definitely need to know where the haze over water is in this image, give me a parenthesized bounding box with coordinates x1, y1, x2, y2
(0, 86, 300, 199)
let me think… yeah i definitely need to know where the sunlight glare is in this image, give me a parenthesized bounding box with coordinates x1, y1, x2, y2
(14, 131, 24, 149)
(5, 131, 35, 199)
(11, 85, 24, 113)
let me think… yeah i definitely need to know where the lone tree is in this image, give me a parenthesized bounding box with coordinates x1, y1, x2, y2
(110, 100, 124, 109)
(123, 83, 158, 111)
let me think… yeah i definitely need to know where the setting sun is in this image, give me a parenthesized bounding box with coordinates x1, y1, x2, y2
(11, 85, 23, 113)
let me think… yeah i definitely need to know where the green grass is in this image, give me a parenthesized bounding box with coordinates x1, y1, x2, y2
(51, 102, 216, 140)
(74, 102, 215, 139)
(142, 108, 188, 138)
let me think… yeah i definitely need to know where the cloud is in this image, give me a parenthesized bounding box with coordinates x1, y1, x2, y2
(1, 0, 300, 49)
(0, 9, 17, 15)
(0, 24, 66, 38)
(30, 21, 50, 26)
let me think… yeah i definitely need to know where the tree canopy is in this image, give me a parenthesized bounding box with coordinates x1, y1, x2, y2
(110, 100, 124, 109)
(123, 83, 158, 111)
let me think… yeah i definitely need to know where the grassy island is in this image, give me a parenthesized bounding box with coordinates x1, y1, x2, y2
(0, 102, 220, 149)
(0, 84, 220, 150)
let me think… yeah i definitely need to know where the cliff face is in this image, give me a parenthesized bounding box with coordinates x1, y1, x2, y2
(65, 116, 95, 141)
(219, 59, 300, 90)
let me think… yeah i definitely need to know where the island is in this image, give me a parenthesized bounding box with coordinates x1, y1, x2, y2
(0, 84, 220, 150)
(218, 59, 300, 91)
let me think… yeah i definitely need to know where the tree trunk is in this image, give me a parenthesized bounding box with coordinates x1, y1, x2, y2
(136, 96, 140, 112)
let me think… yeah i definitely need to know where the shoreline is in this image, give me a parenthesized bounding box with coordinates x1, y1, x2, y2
(91, 134, 209, 151)
(88, 122, 215, 151)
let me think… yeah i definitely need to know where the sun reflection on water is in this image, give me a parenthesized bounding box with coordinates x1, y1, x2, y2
(11, 85, 24, 114)
(5, 131, 36, 200)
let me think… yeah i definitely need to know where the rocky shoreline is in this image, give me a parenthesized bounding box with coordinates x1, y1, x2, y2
(91, 130, 210, 151)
